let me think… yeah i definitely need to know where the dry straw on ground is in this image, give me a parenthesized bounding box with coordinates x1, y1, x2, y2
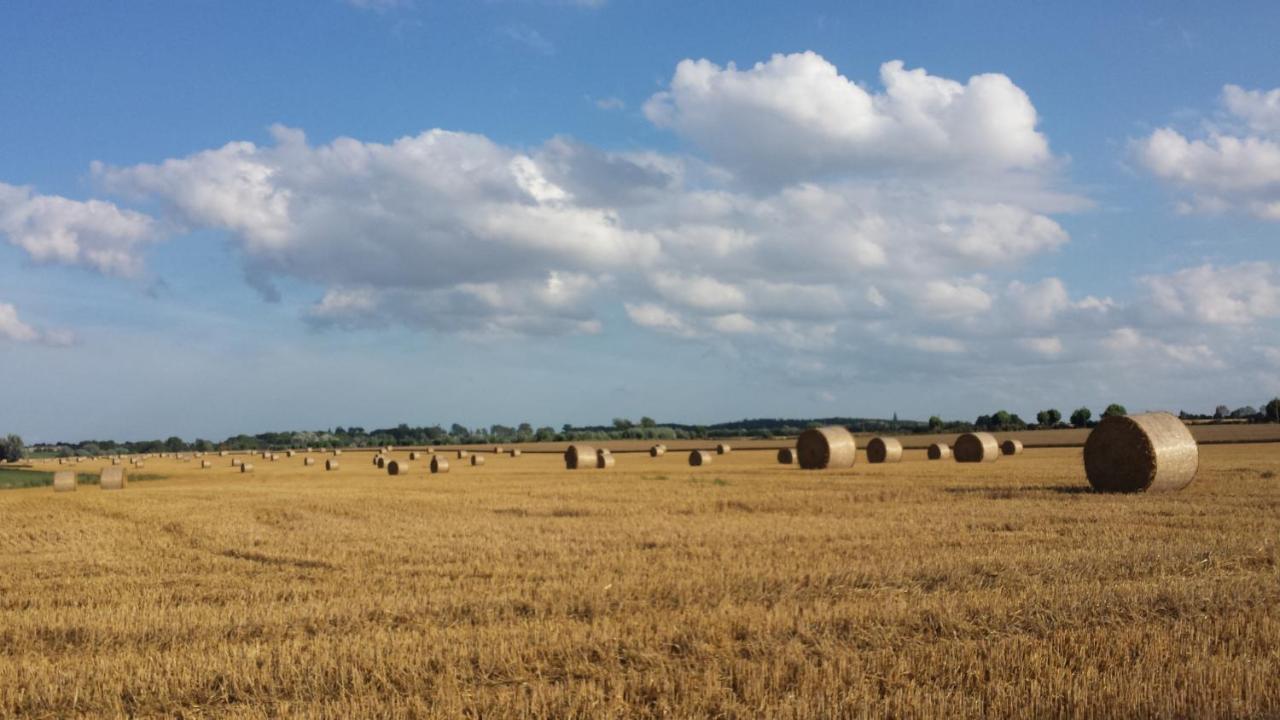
(1083, 412, 1199, 492)
(100, 467, 126, 490)
(954, 432, 1000, 463)
(564, 445, 595, 470)
(777, 448, 795, 464)
(866, 437, 903, 464)
(52, 471, 75, 493)
(927, 443, 952, 460)
(1001, 439, 1024, 456)
(430, 456, 449, 474)
(797, 425, 857, 469)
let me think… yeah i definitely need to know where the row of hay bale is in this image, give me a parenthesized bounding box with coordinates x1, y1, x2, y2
(53, 466, 126, 492)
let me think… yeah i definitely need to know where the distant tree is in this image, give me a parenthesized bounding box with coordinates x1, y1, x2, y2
(639, 416, 656, 428)
(163, 436, 186, 452)
(535, 426, 557, 442)
(612, 418, 634, 430)
(450, 424, 469, 438)
(1214, 405, 1230, 420)
(1103, 403, 1127, 418)
(0, 434, 24, 462)
(1070, 407, 1092, 428)
(928, 415, 943, 431)
(1230, 406, 1257, 419)
(992, 410, 1012, 430)
(1045, 408, 1062, 426)
(1266, 398, 1280, 423)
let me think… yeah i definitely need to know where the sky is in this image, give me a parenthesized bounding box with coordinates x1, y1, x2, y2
(3, 1, 1280, 442)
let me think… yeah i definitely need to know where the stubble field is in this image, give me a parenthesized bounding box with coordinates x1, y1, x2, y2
(2, 444, 1279, 718)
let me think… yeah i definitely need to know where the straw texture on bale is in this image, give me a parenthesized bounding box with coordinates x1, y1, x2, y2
(598, 454, 616, 469)
(866, 437, 903, 464)
(927, 443, 952, 460)
(1001, 439, 1024, 456)
(777, 448, 795, 464)
(1083, 412, 1198, 493)
(688, 450, 713, 466)
(240, 463, 254, 473)
(650, 445, 666, 457)
(564, 445, 595, 470)
(53, 471, 76, 493)
(716, 444, 731, 455)
(470, 455, 485, 467)
(100, 467, 126, 490)
(304, 457, 315, 466)
(430, 456, 450, 474)
(387, 460, 410, 476)
(796, 426, 857, 470)
(954, 433, 1000, 463)
(325, 459, 339, 471)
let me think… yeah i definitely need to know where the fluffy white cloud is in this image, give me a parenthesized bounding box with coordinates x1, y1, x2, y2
(0, 303, 72, 346)
(1136, 84, 1280, 220)
(1141, 262, 1280, 325)
(0, 182, 156, 276)
(645, 53, 1051, 184)
(624, 303, 692, 337)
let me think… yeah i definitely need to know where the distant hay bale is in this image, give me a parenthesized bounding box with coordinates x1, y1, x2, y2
(133, 462, 145, 470)
(866, 437, 903, 464)
(598, 454, 616, 469)
(325, 459, 339, 471)
(387, 460, 410, 476)
(100, 467, 126, 490)
(241, 463, 254, 473)
(1001, 439, 1024, 456)
(777, 448, 795, 464)
(219, 451, 228, 457)
(954, 433, 999, 463)
(650, 445, 666, 457)
(688, 450, 713, 466)
(494, 446, 504, 454)
(304, 457, 315, 466)
(231, 458, 242, 467)
(409, 452, 421, 461)
(456, 450, 470, 459)
(333, 449, 342, 456)
(53, 471, 76, 493)
(471, 455, 485, 467)
(716, 443, 731, 455)
(376, 456, 387, 468)
(564, 445, 595, 470)
(509, 449, 522, 458)
(597, 449, 612, 460)
(1084, 412, 1198, 493)
(111, 458, 120, 465)
(286, 450, 296, 458)
(927, 443, 952, 460)
(201, 460, 213, 469)
(431, 456, 450, 474)
(796, 426, 857, 470)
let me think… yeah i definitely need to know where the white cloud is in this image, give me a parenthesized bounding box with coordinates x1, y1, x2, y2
(1020, 336, 1063, 357)
(916, 279, 993, 318)
(1141, 262, 1280, 325)
(0, 303, 73, 346)
(593, 97, 625, 111)
(624, 303, 693, 336)
(0, 182, 157, 276)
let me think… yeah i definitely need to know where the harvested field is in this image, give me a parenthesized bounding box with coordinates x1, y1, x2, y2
(1, 445, 1279, 717)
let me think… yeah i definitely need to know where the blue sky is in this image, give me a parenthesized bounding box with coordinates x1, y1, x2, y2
(3, 1, 1280, 442)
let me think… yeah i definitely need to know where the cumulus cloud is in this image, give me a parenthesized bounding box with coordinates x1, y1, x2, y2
(0, 182, 157, 276)
(1135, 84, 1280, 220)
(1141, 262, 1280, 325)
(0, 303, 73, 346)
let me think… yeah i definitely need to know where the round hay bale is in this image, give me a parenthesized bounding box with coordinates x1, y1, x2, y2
(796, 426, 857, 470)
(387, 460, 410, 476)
(564, 445, 595, 470)
(1084, 412, 1198, 493)
(493, 446, 504, 454)
(456, 450, 470, 459)
(53, 471, 76, 493)
(716, 443, 731, 455)
(866, 437, 903, 464)
(689, 450, 712, 466)
(927, 443, 952, 460)
(100, 467, 126, 490)
(325, 459, 339, 471)
(231, 458, 242, 467)
(509, 449, 522, 458)
(133, 462, 145, 469)
(471, 455, 485, 467)
(333, 449, 343, 456)
(954, 433, 1000, 463)
(286, 450, 296, 458)
(649, 445, 666, 457)
(431, 456, 450, 474)
(201, 460, 213, 469)
(1001, 439, 1024, 456)
(375, 456, 386, 469)
(111, 457, 120, 465)
(219, 451, 228, 457)
(597, 448, 612, 459)
(240, 463, 254, 473)
(598, 454, 616, 469)
(409, 451, 421, 461)
(777, 448, 795, 464)
(304, 457, 315, 466)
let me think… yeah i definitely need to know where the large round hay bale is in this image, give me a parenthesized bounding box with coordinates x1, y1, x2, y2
(1001, 439, 1024, 456)
(286, 450, 296, 458)
(509, 449, 522, 458)
(927, 443, 952, 460)
(53, 471, 76, 493)
(231, 458, 242, 467)
(325, 459, 339, 471)
(777, 448, 795, 464)
(100, 467, 126, 490)
(201, 460, 213, 469)
(564, 445, 595, 470)
(689, 450, 712, 466)
(219, 451, 228, 457)
(796, 426, 857, 469)
(240, 463, 254, 473)
(375, 456, 386, 469)
(716, 443, 731, 455)
(431, 456, 450, 474)
(1084, 412, 1197, 492)
(493, 446, 504, 454)
(456, 450, 470, 459)
(304, 457, 315, 466)
(866, 437, 903, 464)
(597, 448, 612, 460)
(387, 460, 410, 475)
(649, 445, 666, 457)
(954, 433, 1000, 463)
(598, 454, 616, 469)
(471, 455, 485, 467)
